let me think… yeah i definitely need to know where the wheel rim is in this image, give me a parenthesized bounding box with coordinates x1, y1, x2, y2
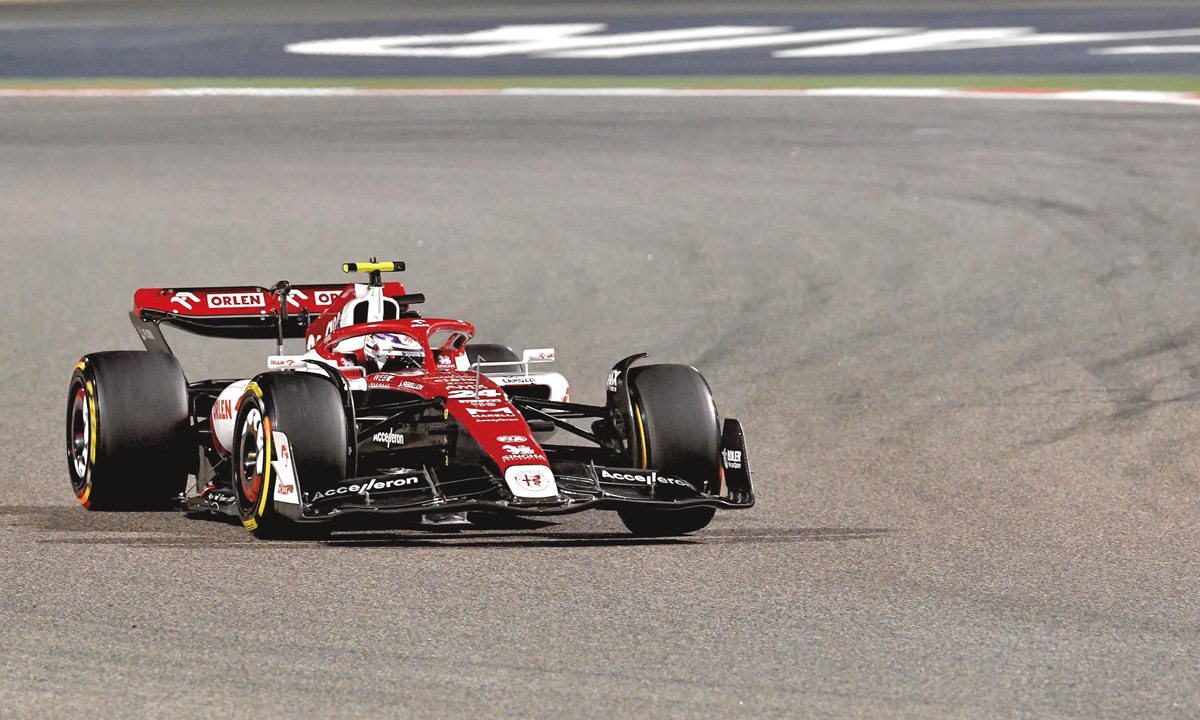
(69, 386, 90, 479)
(238, 407, 265, 505)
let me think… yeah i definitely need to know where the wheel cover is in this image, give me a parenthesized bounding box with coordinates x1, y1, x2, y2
(238, 407, 266, 505)
(69, 386, 90, 480)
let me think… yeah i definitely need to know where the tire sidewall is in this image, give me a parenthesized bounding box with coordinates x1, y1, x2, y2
(66, 368, 96, 507)
(232, 384, 274, 531)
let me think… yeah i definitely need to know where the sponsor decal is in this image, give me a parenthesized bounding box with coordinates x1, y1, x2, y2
(515, 471, 546, 490)
(497, 435, 527, 443)
(211, 397, 235, 421)
(503, 465, 558, 499)
(503, 454, 547, 463)
(371, 429, 405, 447)
(202, 490, 236, 505)
(272, 432, 299, 503)
(310, 475, 421, 502)
(599, 468, 692, 488)
(170, 291, 200, 310)
(448, 387, 502, 400)
(268, 356, 303, 369)
(411, 319, 428, 327)
(500, 443, 545, 462)
(371, 377, 424, 391)
(313, 289, 339, 306)
(607, 369, 621, 392)
(207, 292, 266, 309)
(465, 406, 517, 422)
(497, 376, 538, 385)
(721, 449, 743, 469)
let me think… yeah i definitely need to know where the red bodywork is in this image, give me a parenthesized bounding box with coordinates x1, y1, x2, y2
(134, 281, 548, 475)
(134, 283, 381, 321)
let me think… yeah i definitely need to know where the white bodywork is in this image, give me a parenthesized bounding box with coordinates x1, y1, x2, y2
(210, 379, 249, 453)
(486, 371, 570, 402)
(271, 431, 300, 504)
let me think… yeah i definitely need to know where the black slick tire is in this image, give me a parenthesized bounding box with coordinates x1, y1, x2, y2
(66, 351, 190, 510)
(617, 364, 720, 536)
(232, 372, 346, 539)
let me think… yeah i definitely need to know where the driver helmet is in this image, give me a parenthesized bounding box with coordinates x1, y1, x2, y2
(363, 332, 424, 371)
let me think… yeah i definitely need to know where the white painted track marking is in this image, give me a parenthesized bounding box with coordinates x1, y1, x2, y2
(546, 28, 912, 59)
(776, 27, 1200, 57)
(284, 23, 1200, 60)
(286, 25, 790, 58)
(0, 87, 1198, 108)
(1093, 45, 1200, 54)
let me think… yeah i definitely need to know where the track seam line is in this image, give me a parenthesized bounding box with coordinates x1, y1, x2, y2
(0, 86, 1198, 106)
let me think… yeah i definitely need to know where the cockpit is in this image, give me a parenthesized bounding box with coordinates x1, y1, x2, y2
(363, 332, 425, 373)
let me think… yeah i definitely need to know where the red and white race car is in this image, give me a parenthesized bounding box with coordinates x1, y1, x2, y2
(66, 260, 753, 538)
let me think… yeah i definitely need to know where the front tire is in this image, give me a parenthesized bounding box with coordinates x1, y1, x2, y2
(66, 351, 190, 510)
(232, 372, 347, 539)
(617, 364, 721, 536)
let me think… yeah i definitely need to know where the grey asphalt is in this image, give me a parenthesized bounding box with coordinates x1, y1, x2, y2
(2, 94, 1200, 718)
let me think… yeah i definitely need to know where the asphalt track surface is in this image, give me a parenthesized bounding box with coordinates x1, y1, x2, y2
(3, 93, 1200, 719)
(4, 3, 1200, 77)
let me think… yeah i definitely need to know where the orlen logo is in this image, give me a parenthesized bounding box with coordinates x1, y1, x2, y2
(211, 398, 235, 421)
(313, 290, 339, 306)
(721, 449, 743, 469)
(207, 292, 265, 309)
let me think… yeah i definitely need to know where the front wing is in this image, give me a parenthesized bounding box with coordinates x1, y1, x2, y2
(186, 417, 755, 523)
(190, 462, 752, 523)
(298, 457, 752, 521)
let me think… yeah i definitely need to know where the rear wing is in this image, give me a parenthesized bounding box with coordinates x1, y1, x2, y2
(131, 282, 420, 351)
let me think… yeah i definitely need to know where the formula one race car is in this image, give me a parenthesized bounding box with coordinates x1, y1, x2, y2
(66, 260, 754, 538)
